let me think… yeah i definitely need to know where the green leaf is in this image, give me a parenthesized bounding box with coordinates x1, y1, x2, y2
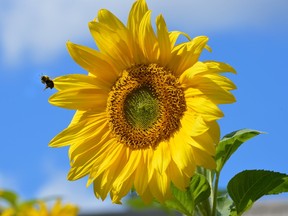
(227, 170, 288, 215)
(164, 174, 210, 216)
(164, 184, 194, 216)
(126, 196, 158, 210)
(0, 190, 18, 207)
(216, 194, 233, 216)
(216, 129, 262, 172)
(190, 173, 211, 206)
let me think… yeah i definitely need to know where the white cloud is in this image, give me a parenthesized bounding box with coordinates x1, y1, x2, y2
(0, 0, 134, 65)
(1, 0, 287, 66)
(36, 166, 127, 214)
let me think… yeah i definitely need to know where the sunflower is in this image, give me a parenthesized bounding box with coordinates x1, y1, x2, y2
(49, 0, 236, 204)
(1, 200, 78, 216)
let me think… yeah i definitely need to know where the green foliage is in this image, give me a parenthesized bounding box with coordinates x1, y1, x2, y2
(164, 174, 211, 216)
(191, 173, 211, 206)
(164, 184, 194, 216)
(227, 170, 288, 215)
(0, 189, 63, 214)
(126, 195, 162, 210)
(125, 129, 288, 216)
(216, 194, 233, 216)
(126, 196, 176, 215)
(0, 190, 18, 207)
(216, 129, 262, 172)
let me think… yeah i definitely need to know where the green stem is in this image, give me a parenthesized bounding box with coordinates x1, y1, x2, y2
(211, 172, 220, 216)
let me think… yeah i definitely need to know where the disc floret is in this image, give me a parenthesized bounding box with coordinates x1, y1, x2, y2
(107, 64, 186, 150)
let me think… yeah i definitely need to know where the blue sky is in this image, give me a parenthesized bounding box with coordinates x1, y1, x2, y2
(1, 0, 288, 213)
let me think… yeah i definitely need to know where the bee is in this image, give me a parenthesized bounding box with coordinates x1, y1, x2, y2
(41, 75, 54, 90)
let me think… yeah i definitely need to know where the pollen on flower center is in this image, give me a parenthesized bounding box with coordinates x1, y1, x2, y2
(124, 86, 159, 129)
(107, 64, 186, 150)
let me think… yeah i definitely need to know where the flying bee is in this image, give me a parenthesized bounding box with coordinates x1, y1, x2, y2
(41, 75, 54, 90)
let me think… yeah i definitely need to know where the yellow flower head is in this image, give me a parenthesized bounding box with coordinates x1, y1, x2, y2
(49, 0, 236, 204)
(1, 200, 78, 216)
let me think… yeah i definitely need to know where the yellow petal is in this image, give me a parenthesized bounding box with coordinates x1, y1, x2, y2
(111, 173, 135, 204)
(97, 9, 126, 30)
(169, 31, 191, 50)
(89, 21, 133, 70)
(87, 144, 127, 186)
(68, 110, 98, 127)
(50, 200, 61, 214)
(169, 36, 209, 76)
(192, 146, 216, 169)
(169, 130, 196, 177)
(179, 61, 236, 83)
(138, 10, 158, 63)
(68, 164, 91, 181)
(149, 172, 171, 203)
(95, 147, 128, 201)
(113, 149, 141, 185)
(204, 60, 236, 74)
(49, 88, 108, 111)
(82, 141, 115, 179)
(49, 112, 107, 147)
(126, 0, 148, 63)
(93, 173, 107, 200)
(96, 9, 136, 65)
(182, 72, 236, 90)
(68, 136, 113, 181)
(156, 14, 171, 66)
(184, 87, 236, 105)
(152, 141, 171, 174)
(180, 111, 209, 137)
(207, 121, 220, 145)
(69, 123, 109, 161)
(185, 97, 223, 121)
(53, 74, 110, 91)
(189, 131, 216, 156)
(166, 159, 190, 191)
(134, 152, 149, 195)
(183, 74, 236, 104)
(144, 148, 156, 183)
(203, 74, 237, 90)
(140, 187, 154, 204)
(66, 42, 118, 85)
(127, 0, 148, 40)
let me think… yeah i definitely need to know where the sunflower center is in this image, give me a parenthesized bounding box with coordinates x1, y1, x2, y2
(124, 86, 159, 129)
(107, 64, 186, 150)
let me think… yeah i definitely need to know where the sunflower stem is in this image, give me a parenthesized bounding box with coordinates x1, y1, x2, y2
(211, 171, 220, 216)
